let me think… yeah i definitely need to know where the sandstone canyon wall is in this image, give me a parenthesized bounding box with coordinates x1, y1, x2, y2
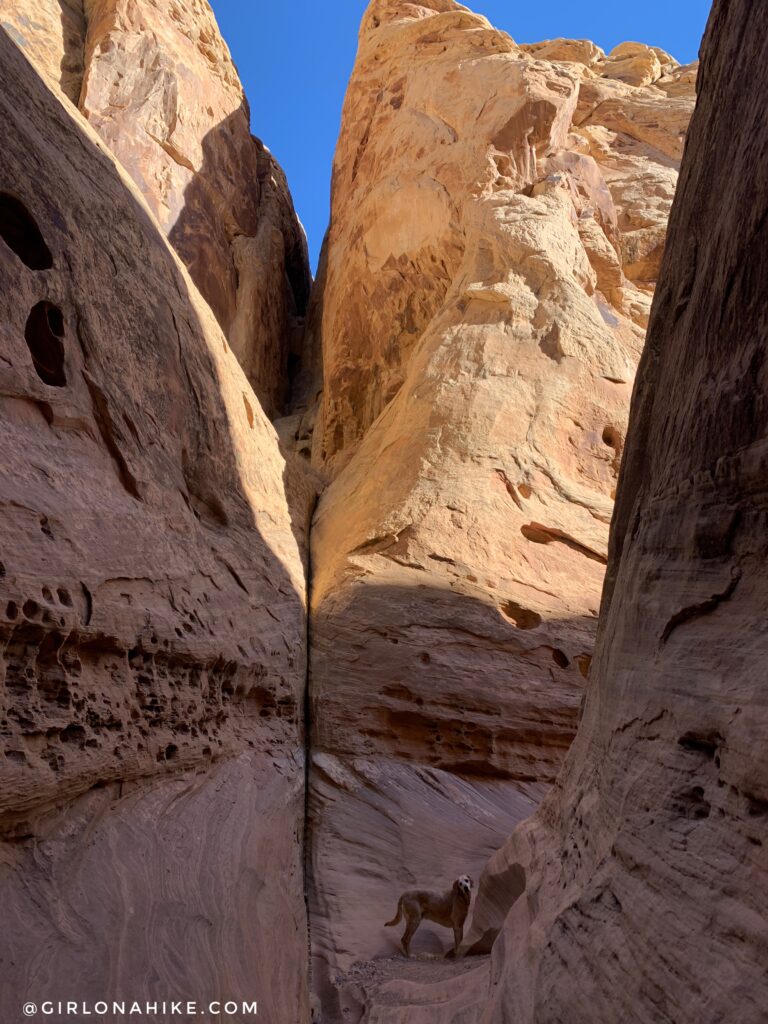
(0, 30, 310, 1022)
(305, 1, 696, 1015)
(0, 0, 310, 416)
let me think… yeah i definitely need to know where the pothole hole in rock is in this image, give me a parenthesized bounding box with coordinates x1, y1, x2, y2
(60, 723, 87, 744)
(0, 193, 53, 270)
(672, 785, 711, 820)
(678, 731, 722, 758)
(500, 600, 542, 629)
(551, 648, 570, 668)
(24, 302, 67, 387)
(602, 425, 621, 449)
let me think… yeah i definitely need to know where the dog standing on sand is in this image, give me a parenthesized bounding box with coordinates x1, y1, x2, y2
(385, 875, 473, 957)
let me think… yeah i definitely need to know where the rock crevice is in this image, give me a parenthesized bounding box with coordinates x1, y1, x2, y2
(298, 1, 699, 1017)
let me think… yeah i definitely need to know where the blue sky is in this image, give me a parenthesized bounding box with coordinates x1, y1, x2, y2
(211, 1, 712, 272)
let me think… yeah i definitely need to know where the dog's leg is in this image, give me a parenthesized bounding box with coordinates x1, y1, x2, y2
(444, 922, 463, 959)
(401, 915, 420, 957)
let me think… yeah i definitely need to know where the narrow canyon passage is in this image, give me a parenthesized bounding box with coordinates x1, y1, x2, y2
(0, 1, 766, 1023)
(298, 3, 697, 1017)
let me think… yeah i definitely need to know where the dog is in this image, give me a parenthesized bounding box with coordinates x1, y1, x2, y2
(385, 874, 473, 957)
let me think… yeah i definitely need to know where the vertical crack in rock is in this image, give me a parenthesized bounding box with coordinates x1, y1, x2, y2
(83, 371, 143, 501)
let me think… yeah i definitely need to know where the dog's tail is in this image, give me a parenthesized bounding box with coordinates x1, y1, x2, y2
(385, 898, 403, 927)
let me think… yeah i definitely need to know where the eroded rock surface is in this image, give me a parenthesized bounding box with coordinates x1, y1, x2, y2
(305, 2, 695, 1014)
(0, 0, 310, 416)
(0, 32, 309, 1021)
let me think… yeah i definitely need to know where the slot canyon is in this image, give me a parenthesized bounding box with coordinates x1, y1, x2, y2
(0, 0, 765, 1021)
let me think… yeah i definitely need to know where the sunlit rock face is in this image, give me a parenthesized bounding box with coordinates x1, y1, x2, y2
(0, 31, 310, 1021)
(304, 1, 696, 1017)
(0, 0, 310, 416)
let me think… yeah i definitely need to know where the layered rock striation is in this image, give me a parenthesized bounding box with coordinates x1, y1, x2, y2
(0, 0, 310, 416)
(304, 1, 697, 1016)
(0, 31, 309, 1021)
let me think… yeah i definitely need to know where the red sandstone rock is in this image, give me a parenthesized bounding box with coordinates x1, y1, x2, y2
(4, 2, 760, 1021)
(320, 0, 768, 1019)
(464, 2, 768, 1018)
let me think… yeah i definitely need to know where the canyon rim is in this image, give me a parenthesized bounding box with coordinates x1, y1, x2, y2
(0, 1, 766, 1023)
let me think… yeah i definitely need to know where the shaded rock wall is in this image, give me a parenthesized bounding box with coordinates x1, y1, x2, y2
(305, 1, 696, 1016)
(0, 31, 309, 1021)
(0, 0, 310, 417)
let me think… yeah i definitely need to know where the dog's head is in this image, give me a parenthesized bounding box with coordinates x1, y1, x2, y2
(455, 874, 473, 901)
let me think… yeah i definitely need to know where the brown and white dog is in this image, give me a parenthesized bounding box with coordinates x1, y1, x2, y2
(385, 874, 473, 957)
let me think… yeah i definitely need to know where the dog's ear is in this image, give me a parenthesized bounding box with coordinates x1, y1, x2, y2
(452, 879, 460, 893)
(468, 876, 474, 888)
